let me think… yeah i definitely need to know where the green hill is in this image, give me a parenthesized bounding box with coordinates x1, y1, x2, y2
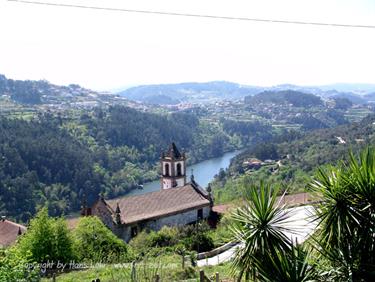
(0, 106, 239, 222)
(244, 90, 323, 107)
(0, 74, 42, 104)
(213, 114, 375, 202)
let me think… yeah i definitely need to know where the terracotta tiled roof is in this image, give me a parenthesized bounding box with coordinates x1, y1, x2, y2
(106, 183, 210, 225)
(0, 219, 26, 247)
(212, 193, 315, 215)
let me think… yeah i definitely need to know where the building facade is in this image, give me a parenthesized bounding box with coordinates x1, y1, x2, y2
(87, 143, 213, 242)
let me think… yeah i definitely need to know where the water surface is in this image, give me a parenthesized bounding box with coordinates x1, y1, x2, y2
(127, 150, 241, 196)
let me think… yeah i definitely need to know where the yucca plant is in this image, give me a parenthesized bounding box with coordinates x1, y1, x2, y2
(310, 147, 375, 281)
(230, 181, 294, 280)
(255, 242, 318, 282)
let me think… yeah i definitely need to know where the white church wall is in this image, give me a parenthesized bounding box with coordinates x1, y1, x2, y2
(145, 206, 211, 231)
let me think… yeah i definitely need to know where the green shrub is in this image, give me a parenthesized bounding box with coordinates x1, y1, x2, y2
(210, 212, 233, 246)
(129, 226, 179, 257)
(129, 230, 155, 257)
(149, 226, 179, 247)
(16, 208, 75, 264)
(72, 216, 131, 263)
(180, 222, 214, 252)
(130, 222, 215, 257)
(183, 232, 214, 253)
(0, 247, 39, 282)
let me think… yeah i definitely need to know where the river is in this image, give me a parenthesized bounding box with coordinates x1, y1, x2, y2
(127, 150, 242, 196)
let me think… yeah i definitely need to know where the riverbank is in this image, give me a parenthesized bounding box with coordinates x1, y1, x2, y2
(126, 150, 242, 196)
(66, 150, 242, 227)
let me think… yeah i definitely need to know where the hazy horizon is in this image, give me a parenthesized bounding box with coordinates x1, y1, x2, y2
(1, 0, 374, 91)
(3, 71, 375, 94)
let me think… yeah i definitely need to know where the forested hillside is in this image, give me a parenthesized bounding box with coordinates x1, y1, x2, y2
(0, 74, 134, 112)
(0, 116, 100, 221)
(0, 74, 42, 104)
(213, 114, 375, 202)
(0, 106, 270, 222)
(244, 90, 323, 107)
(241, 89, 355, 130)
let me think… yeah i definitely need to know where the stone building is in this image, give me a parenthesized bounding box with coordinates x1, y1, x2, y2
(86, 143, 213, 242)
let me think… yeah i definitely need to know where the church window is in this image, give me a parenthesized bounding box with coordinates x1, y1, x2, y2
(176, 163, 182, 176)
(165, 163, 170, 176)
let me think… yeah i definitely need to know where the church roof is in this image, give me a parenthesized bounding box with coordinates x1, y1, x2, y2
(0, 219, 26, 247)
(167, 142, 182, 159)
(106, 182, 210, 225)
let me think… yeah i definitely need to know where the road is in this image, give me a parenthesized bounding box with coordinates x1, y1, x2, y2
(197, 205, 317, 266)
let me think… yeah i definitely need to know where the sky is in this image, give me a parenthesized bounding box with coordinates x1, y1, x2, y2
(0, 0, 374, 91)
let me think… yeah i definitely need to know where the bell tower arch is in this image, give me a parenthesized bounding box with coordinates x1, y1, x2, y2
(161, 143, 186, 189)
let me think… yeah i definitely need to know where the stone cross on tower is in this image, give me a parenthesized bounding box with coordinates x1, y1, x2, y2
(160, 143, 186, 189)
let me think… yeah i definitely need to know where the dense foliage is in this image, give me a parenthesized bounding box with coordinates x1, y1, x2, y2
(72, 216, 130, 263)
(221, 119, 273, 145)
(0, 210, 132, 281)
(16, 208, 74, 264)
(230, 148, 375, 281)
(0, 247, 39, 282)
(309, 147, 375, 281)
(245, 90, 323, 108)
(333, 97, 353, 110)
(0, 105, 246, 222)
(0, 74, 42, 104)
(129, 222, 214, 257)
(0, 116, 103, 221)
(291, 110, 348, 130)
(213, 114, 375, 203)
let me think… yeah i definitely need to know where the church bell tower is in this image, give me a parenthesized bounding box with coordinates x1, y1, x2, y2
(161, 143, 186, 189)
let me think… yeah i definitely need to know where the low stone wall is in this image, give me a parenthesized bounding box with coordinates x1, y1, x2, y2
(196, 241, 238, 260)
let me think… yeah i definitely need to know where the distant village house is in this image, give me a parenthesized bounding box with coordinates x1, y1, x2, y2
(0, 216, 26, 247)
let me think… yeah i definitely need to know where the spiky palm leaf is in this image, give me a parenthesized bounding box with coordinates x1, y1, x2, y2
(309, 147, 375, 281)
(309, 164, 360, 249)
(255, 243, 318, 282)
(230, 181, 293, 280)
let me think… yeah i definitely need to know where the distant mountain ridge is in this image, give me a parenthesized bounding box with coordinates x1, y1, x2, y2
(0, 74, 100, 105)
(1, 73, 375, 106)
(0, 74, 141, 111)
(117, 81, 263, 104)
(118, 81, 375, 105)
(317, 83, 375, 94)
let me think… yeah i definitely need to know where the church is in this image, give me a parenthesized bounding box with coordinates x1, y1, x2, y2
(85, 143, 213, 242)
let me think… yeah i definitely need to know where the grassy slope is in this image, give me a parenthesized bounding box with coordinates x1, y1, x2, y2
(41, 255, 233, 282)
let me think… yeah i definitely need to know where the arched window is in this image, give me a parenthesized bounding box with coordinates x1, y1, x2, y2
(165, 163, 170, 176)
(176, 163, 182, 176)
